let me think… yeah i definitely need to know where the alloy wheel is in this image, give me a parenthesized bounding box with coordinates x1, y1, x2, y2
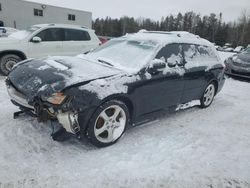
(203, 84, 215, 106)
(94, 105, 126, 143)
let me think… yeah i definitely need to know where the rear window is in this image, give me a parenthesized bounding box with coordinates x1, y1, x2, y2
(64, 29, 91, 41)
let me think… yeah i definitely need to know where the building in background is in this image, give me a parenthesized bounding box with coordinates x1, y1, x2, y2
(0, 0, 92, 29)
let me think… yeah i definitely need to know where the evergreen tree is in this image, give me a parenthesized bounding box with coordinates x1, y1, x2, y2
(92, 11, 250, 47)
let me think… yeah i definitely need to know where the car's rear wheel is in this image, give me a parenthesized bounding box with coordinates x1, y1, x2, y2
(86, 100, 129, 147)
(200, 82, 216, 108)
(0, 54, 22, 75)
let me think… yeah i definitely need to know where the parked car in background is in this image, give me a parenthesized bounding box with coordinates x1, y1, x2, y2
(6, 31, 225, 147)
(98, 36, 108, 44)
(98, 36, 113, 44)
(224, 47, 234, 52)
(214, 45, 219, 50)
(0, 24, 100, 75)
(0, 27, 19, 37)
(234, 46, 244, 53)
(225, 47, 250, 78)
(216, 46, 224, 51)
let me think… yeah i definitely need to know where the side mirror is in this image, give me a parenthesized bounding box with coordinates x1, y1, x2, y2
(167, 60, 177, 68)
(167, 58, 186, 68)
(152, 62, 166, 70)
(148, 59, 166, 74)
(31, 36, 42, 43)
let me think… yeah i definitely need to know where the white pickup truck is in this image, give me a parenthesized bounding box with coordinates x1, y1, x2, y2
(0, 24, 100, 75)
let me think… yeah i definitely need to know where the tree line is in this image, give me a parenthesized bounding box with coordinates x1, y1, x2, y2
(92, 11, 250, 47)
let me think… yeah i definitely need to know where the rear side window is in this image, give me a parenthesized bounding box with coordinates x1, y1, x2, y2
(156, 44, 184, 66)
(182, 44, 218, 61)
(182, 44, 198, 60)
(64, 29, 91, 41)
(198, 45, 218, 59)
(35, 28, 64, 41)
(182, 44, 219, 69)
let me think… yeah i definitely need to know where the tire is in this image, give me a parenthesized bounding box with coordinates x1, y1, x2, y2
(86, 100, 130, 147)
(0, 54, 22, 75)
(200, 82, 216, 108)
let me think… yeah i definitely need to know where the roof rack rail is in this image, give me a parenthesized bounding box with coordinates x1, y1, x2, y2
(138, 30, 200, 39)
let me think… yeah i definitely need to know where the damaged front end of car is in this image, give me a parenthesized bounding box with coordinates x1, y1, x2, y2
(5, 56, 123, 141)
(6, 77, 82, 139)
(35, 92, 81, 134)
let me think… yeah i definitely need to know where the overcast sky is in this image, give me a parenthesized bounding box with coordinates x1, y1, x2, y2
(27, 0, 250, 22)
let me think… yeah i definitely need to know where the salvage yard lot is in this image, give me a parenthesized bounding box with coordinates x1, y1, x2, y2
(0, 52, 250, 188)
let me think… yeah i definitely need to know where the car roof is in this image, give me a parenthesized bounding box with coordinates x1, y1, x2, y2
(32, 23, 92, 30)
(123, 30, 213, 47)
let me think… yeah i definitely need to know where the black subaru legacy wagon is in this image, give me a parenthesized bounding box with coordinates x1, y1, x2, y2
(6, 31, 225, 147)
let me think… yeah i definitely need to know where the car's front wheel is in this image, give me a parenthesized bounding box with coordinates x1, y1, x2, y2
(0, 54, 22, 75)
(86, 100, 130, 147)
(200, 82, 216, 108)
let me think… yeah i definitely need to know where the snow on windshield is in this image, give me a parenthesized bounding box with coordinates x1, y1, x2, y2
(9, 26, 40, 39)
(87, 39, 159, 71)
(242, 47, 250, 54)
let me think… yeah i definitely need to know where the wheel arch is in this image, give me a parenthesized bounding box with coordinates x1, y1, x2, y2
(208, 79, 219, 94)
(0, 50, 27, 60)
(79, 94, 135, 134)
(100, 94, 135, 121)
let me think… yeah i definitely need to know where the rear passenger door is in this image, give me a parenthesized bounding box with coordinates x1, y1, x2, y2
(28, 28, 64, 58)
(132, 44, 185, 118)
(62, 28, 93, 56)
(181, 44, 219, 103)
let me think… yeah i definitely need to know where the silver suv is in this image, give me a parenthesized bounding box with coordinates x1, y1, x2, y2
(0, 24, 100, 75)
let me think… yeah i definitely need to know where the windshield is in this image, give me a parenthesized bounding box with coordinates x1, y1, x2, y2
(86, 39, 159, 71)
(9, 26, 40, 39)
(242, 47, 250, 54)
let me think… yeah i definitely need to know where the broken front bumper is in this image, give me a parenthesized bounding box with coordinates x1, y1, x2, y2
(6, 83, 80, 134)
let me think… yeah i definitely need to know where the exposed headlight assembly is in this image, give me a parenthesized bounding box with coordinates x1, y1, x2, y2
(46, 92, 67, 105)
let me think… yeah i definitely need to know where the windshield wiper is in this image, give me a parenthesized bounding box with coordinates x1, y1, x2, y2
(97, 58, 114, 67)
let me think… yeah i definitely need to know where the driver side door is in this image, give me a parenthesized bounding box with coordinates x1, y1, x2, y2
(28, 28, 64, 58)
(131, 44, 185, 120)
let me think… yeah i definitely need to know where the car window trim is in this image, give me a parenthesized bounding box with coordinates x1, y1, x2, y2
(29, 27, 65, 42)
(64, 28, 91, 41)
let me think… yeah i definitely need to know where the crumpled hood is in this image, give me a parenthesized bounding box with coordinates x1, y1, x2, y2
(8, 56, 122, 99)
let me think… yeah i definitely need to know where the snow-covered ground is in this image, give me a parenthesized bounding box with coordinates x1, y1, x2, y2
(1, 52, 250, 188)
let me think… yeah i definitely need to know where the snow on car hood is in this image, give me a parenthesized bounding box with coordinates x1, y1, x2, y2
(8, 56, 122, 99)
